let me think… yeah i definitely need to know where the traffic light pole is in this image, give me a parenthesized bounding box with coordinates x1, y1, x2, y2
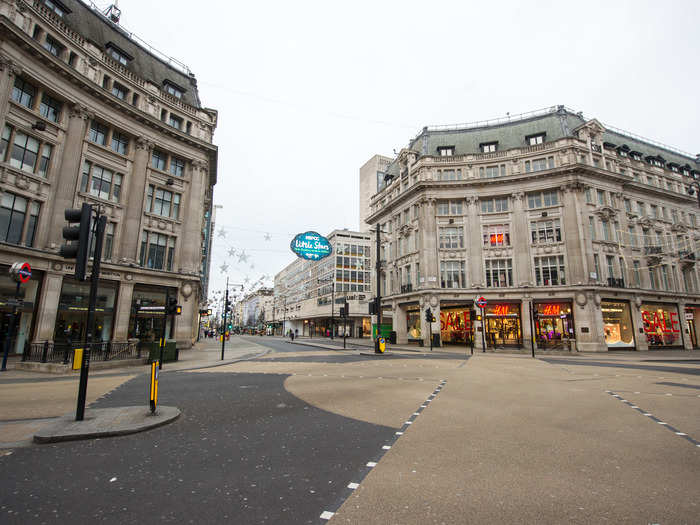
(221, 276, 228, 360)
(159, 292, 168, 370)
(375, 222, 382, 353)
(76, 210, 106, 421)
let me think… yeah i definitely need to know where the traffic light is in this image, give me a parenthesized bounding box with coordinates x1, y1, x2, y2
(532, 311, 539, 322)
(369, 299, 377, 315)
(425, 307, 433, 323)
(470, 310, 476, 321)
(344, 302, 349, 316)
(225, 300, 232, 313)
(166, 297, 178, 315)
(59, 203, 91, 281)
(339, 307, 345, 317)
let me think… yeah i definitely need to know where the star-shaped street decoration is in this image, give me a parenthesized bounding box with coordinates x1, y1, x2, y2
(220, 263, 229, 273)
(217, 228, 227, 238)
(227, 247, 236, 257)
(264, 233, 271, 241)
(238, 250, 249, 263)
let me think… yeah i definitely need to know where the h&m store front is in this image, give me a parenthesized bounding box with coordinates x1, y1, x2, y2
(602, 299, 685, 349)
(431, 300, 575, 349)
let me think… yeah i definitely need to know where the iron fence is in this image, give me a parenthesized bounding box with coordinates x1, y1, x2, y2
(22, 340, 141, 364)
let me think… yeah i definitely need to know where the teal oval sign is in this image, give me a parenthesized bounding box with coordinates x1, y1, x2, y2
(290, 231, 332, 261)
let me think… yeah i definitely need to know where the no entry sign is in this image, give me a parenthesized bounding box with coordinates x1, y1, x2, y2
(475, 296, 487, 309)
(10, 262, 32, 283)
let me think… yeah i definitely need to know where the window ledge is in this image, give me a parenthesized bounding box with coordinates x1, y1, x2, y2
(86, 139, 130, 161)
(144, 211, 182, 225)
(1, 162, 50, 187)
(7, 100, 65, 132)
(77, 191, 124, 209)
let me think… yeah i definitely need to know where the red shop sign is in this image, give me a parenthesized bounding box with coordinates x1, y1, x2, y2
(491, 304, 510, 316)
(540, 304, 561, 316)
(641, 310, 680, 334)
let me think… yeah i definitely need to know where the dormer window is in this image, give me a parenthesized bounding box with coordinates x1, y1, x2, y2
(526, 133, 545, 146)
(43, 0, 69, 17)
(163, 81, 184, 99)
(630, 151, 642, 161)
(437, 146, 454, 157)
(480, 142, 498, 153)
(106, 43, 132, 66)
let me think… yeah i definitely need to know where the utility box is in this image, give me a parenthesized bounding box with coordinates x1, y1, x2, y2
(146, 341, 177, 363)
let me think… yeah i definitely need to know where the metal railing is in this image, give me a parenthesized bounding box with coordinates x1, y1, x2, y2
(22, 341, 141, 364)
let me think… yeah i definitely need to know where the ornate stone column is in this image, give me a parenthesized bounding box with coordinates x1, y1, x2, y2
(183, 160, 207, 273)
(38, 104, 91, 250)
(0, 56, 21, 127)
(32, 271, 64, 342)
(419, 197, 439, 288)
(511, 191, 532, 285)
(112, 280, 134, 342)
(120, 137, 153, 261)
(466, 195, 482, 286)
(561, 182, 587, 284)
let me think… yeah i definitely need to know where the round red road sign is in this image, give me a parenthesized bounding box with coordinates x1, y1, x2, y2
(475, 296, 487, 308)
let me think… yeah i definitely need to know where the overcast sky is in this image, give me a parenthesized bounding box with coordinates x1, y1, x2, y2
(107, 0, 700, 301)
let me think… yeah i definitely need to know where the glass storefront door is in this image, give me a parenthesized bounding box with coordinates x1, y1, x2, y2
(535, 302, 575, 348)
(0, 267, 41, 354)
(484, 303, 522, 346)
(601, 300, 634, 348)
(640, 303, 682, 347)
(129, 285, 175, 344)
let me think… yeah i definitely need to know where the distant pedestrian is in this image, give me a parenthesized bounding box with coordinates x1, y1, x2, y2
(290, 330, 295, 341)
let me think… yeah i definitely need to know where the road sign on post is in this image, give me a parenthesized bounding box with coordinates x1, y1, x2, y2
(475, 296, 487, 308)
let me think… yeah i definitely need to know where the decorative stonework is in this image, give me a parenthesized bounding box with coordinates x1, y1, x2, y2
(575, 292, 587, 307)
(466, 195, 479, 206)
(68, 103, 92, 121)
(181, 282, 193, 299)
(135, 137, 155, 151)
(593, 206, 617, 220)
(511, 191, 525, 201)
(14, 174, 30, 190)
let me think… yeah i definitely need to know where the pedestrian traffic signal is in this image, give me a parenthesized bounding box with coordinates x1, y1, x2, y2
(59, 203, 91, 281)
(369, 299, 377, 315)
(166, 296, 179, 315)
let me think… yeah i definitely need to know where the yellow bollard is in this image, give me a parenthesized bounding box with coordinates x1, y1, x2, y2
(149, 361, 159, 414)
(72, 348, 83, 370)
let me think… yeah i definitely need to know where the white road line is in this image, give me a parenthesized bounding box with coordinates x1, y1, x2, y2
(366, 462, 377, 467)
(347, 482, 359, 490)
(676, 432, 687, 436)
(382, 445, 391, 450)
(320, 511, 335, 520)
(630, 406, 639, 409)
(395, 431, 403, 435)
(405, 421, 412, 425)
(413, 413, 420, 416)
(658, 422, 668, 425)
(421, 405, 427, 408)
(644, 413, 652, 416)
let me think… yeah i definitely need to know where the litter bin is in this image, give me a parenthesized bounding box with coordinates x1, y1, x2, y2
(389, 331, 397, 344)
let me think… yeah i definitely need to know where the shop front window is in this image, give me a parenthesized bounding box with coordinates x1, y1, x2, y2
(535, 302, 574, 347)
(128, 285, 176, 344)
(439, 305, 473, 345)
(641, 303, 682, 347)
(406, 308, 422, 340)
(484, 303, 521, 346)
(54, 279, 117, 343)
(601, 300, 634, 348)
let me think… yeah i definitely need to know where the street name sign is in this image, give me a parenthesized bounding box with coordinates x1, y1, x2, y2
(290, 231, 333, 261)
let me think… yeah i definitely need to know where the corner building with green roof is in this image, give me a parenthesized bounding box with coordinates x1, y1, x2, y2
(362, 105, 700, 352)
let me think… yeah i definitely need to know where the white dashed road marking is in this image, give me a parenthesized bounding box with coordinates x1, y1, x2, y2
(320, 511, 335, 520)
(366, 462, 377, 468)
(347, 482, 359, 490)
(606, 390, 699, 448)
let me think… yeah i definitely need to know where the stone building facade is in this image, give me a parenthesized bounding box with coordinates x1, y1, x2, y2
(274, 229, 372, 338)
(0, 0, 218, 353)
(362, 106, 700, 352)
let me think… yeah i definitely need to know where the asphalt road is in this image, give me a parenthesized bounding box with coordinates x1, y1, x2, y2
(0, 338, 407, 524)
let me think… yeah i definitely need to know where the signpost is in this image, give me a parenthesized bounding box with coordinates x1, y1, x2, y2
(2, 262, 32, 371)
(475, 296, 487, 352)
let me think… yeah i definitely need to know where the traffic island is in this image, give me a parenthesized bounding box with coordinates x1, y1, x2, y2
(33, 406, 180, 444)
